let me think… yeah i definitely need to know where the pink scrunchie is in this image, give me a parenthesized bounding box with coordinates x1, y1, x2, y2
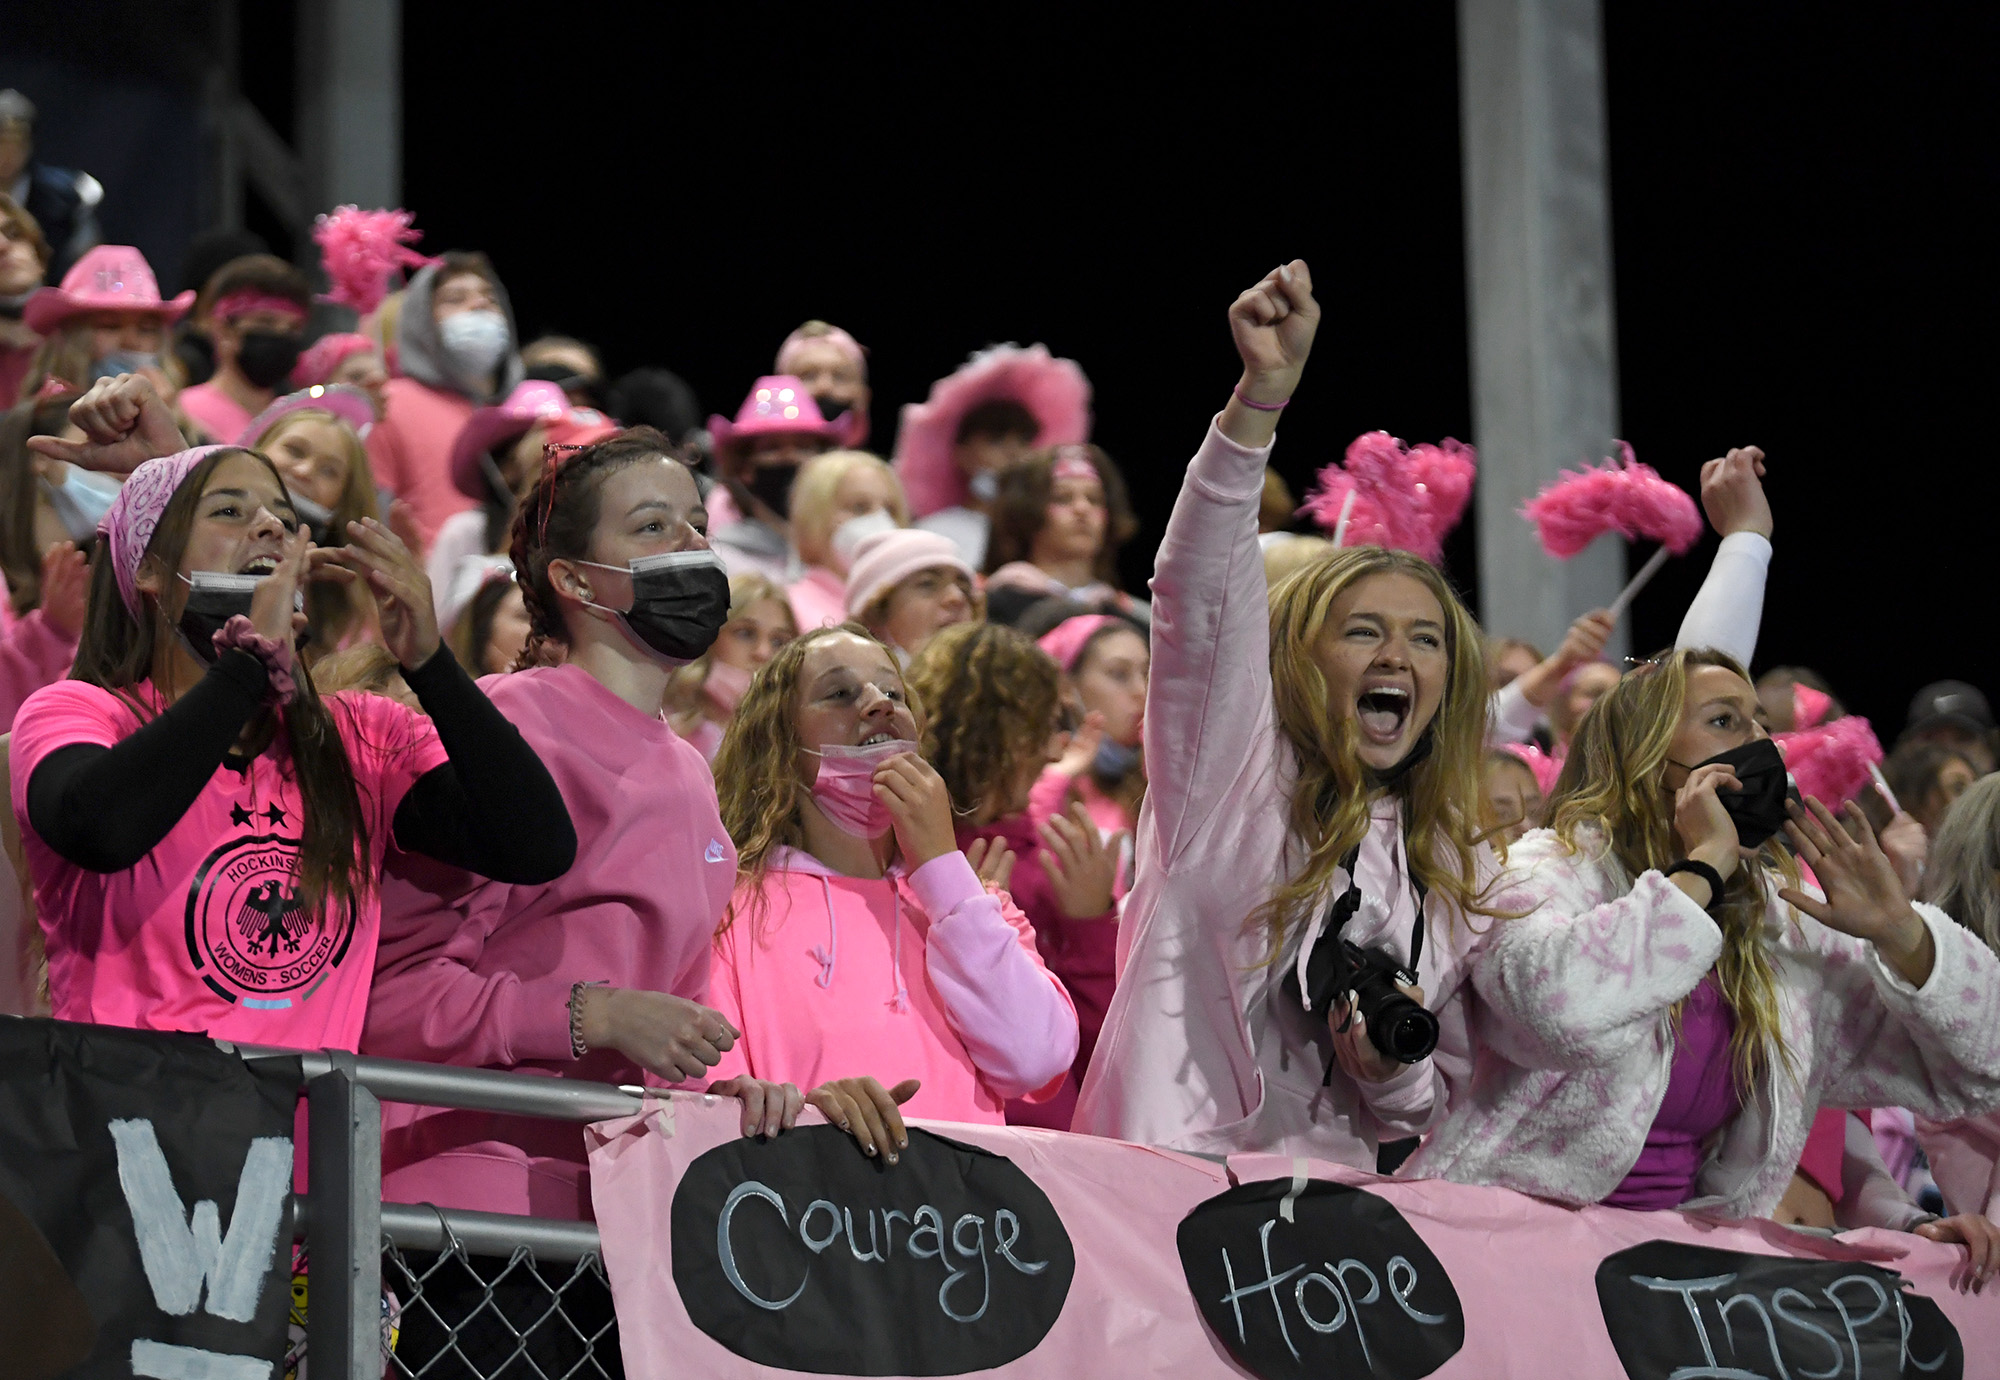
(212, 614, 297, 704)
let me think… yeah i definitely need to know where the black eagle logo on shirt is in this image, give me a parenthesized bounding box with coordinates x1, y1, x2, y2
(233, 880, 314, 957)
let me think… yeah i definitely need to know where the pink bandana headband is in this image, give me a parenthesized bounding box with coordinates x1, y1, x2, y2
(212, 290, 308, 325)
(1037, 613, 1118, 674)
(1051, 445, 1098, 483)
(98, 446, 228, 616)
(776, 323, 867, 375)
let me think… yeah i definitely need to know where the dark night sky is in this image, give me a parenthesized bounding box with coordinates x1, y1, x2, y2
(391, 5, 1993, 734)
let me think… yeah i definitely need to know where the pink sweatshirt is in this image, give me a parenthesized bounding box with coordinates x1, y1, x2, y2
(365, 377, 478, 553)
(1404, 827, 2000, 1218)
(786, 565, 848, 631)
(1071, 420, 1455, 1161)
(1919, 1111, 2000, 1219)
(0, 575, 79, 733)
(707, 846, 1077, 1124)
(362, 664, 738, 1219)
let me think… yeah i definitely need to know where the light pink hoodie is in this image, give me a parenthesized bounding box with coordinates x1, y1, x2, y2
(708, 846, 1077, 1124)
(1071, 420, 1455, 1161)
(361, 664, 739, 1220)
(0, 572, 79, 733)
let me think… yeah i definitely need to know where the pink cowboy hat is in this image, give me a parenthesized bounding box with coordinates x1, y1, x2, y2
(892, 343, 1092, 518)
(706, 375, 843, 459)
(24, 245, 195, 335)
(449, 380, 619, 499)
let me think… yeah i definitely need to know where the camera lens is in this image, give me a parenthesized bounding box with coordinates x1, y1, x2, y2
(1365, 990, 1440, 1064)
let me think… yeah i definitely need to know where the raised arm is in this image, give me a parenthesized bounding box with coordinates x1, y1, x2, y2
(1145, 262, 1320, 859)
(1675, 446, 1773, 666)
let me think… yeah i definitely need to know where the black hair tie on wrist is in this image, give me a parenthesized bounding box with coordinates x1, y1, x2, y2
(1663, 859, 1726, 912)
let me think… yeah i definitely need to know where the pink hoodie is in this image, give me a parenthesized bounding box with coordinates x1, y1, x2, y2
(0, 573, 79, 733)
(708, 846, 1077, 1124)
(362, 664, 738, 1220)
(1919, 1111, 2000, 1218)
(365, 376, 478, 553)
(1070, 420, 1454, 1161)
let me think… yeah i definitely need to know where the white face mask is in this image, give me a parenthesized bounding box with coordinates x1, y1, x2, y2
(967, 470, 1001, 503)
(830, 509, 898, 569)
(39, 464, 125, 543)
(437, 309, 510, 377)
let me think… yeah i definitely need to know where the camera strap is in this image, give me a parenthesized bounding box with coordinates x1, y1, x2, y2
(1299, 826, 1430, 1086)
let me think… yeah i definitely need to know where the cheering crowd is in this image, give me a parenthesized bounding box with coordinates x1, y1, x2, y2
(3, 173, 1999, 1373)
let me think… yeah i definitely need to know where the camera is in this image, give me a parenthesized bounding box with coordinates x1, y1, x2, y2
(1300, 937, 1438, 1065)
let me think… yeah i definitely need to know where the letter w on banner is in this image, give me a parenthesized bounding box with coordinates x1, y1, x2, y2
(589, 1096, 1991, 1379)
(0, 1017, 299, 1380)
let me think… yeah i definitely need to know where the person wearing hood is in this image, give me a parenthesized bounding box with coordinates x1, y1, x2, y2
(0, 194, 50, 408)
(175, 255, 312, 445)
(704, 375, 842, 580)
(365, 252, 524, 555)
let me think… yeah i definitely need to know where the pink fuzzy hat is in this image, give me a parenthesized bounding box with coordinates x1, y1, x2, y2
(707, 376, 843, 460)
(98, 446, 228, 616)
(843, 529, 976, 620)
(292, 333, 377, 388)
(237, 384, 378, 447)
(892, 344, 1092, 518)
(1037, 613, 1118, 674)
(25, 245, 194, 335)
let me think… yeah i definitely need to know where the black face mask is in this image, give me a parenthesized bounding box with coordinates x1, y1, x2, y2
(745, 462, 799, 520)
(1681, 738, 1792, 849)
(577, 550, 731, 663)
(237, 329, 305, 390)
(177, 572, 307, 663)
(812, 394, 851, 423)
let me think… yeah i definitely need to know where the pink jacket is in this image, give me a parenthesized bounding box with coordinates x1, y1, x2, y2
(0, 578, 78, 733)
(365, 376, 478, 553)
(1071, 421, 1455, 1162)
(1919, 1112, 2000, 1218)
(361, 664, 738, 1219)
(1404, 827, 2000, 1217)
(708, 847, 1076, 1124)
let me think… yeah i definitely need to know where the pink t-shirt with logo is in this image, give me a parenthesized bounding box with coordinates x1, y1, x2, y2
(9, 679, 447, 1050)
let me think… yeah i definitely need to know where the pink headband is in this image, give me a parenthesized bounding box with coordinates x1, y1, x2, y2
(1037, 614, 1118, 674)
(213, 290, 308, 324)
(98, 446, 228, 616)
(1051, 445, 1098, 483)
(776, 324, 867, 375)
(292, 332, 375, 387)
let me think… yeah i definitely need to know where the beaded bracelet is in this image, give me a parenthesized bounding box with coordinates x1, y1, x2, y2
(569, 980, 608, 1058)
(1232, 385, 1291, 412)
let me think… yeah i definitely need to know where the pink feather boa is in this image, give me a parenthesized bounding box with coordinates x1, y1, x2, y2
(1298, 431, 1478, 564)
(1774, 715, 1883, 809)
(313, 206, 440, 315)
(1521, 442, 1703, 558)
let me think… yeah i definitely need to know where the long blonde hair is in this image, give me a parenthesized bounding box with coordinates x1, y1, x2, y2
(252, 408, 381, 659)
(1253, 546, 1497, 952)
(663, 571, 796, 726)
(1547, 646, 1797, 1091)
(787, 450, 908, 570)
(713, 624, 924, 934)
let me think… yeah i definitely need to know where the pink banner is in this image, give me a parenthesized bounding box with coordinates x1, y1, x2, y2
(587, 1095, 1995, 1379)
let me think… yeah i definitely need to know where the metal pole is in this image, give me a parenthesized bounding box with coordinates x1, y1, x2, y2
(232, 1042, 646, 1122)
(1458, 0, 1627, 654)
(307, 1053, 382, 1380)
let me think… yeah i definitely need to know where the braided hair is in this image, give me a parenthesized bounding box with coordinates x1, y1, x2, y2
(506, 426, 679, 670)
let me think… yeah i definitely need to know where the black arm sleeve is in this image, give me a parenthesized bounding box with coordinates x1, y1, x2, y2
(27, 652, 271, 872)
(390, 645, 577, 885)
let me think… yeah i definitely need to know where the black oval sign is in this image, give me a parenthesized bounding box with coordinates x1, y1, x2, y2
(1596, 1240, 1963, 1379)
(670, 1124, 1075, 1375)
(1177, 1178, 1465, 1379)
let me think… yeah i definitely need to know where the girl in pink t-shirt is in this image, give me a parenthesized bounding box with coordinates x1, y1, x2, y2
(708, 624, 1078, 1150)
(8, 424, 575, 1055)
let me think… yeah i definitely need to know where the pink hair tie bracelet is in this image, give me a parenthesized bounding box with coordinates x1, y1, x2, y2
(1232, 385, 1290, 412)
(212, 615, 298, 704)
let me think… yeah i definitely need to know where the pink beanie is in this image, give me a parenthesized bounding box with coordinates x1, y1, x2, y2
(1037, 614, 1118, 674)
(843, 529, 975, 620)
(99, 446, 229, 615)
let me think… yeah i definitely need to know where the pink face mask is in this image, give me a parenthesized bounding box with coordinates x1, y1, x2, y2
(804, 739, 918, 838)
(703, 658, 752, 713)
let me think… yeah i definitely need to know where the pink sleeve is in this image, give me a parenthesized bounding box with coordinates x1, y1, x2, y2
(1027, 766, 1078, 830)
(1472, 868, 1723, 1071)
(1359, 1057, 1444, 1142)
(1833, 1111, 1929, 1231)
(365, 414, 406, 499)
(0, 610, 79, 735)
(910, 851, 1078, 1102)
(1142, 420, 1276, 865)
(1917, 1112, 2000, 1219)
(361, 872, 577, 1068)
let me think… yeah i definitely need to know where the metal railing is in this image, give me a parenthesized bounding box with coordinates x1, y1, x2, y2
(227, 1042, 644, 1380)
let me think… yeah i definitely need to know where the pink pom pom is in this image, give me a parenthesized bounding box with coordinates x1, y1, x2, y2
(1298, 431, 1478, 564)
(313, 206, 440, 315)
(1774, 715, 1884, 809)
(1521, 442, 1703, 559)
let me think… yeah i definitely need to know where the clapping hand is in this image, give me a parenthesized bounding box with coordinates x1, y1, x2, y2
(317, 516, 441, 669)
(1038, 802, 1122, 919)
(1778, 797, 1935, 985)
